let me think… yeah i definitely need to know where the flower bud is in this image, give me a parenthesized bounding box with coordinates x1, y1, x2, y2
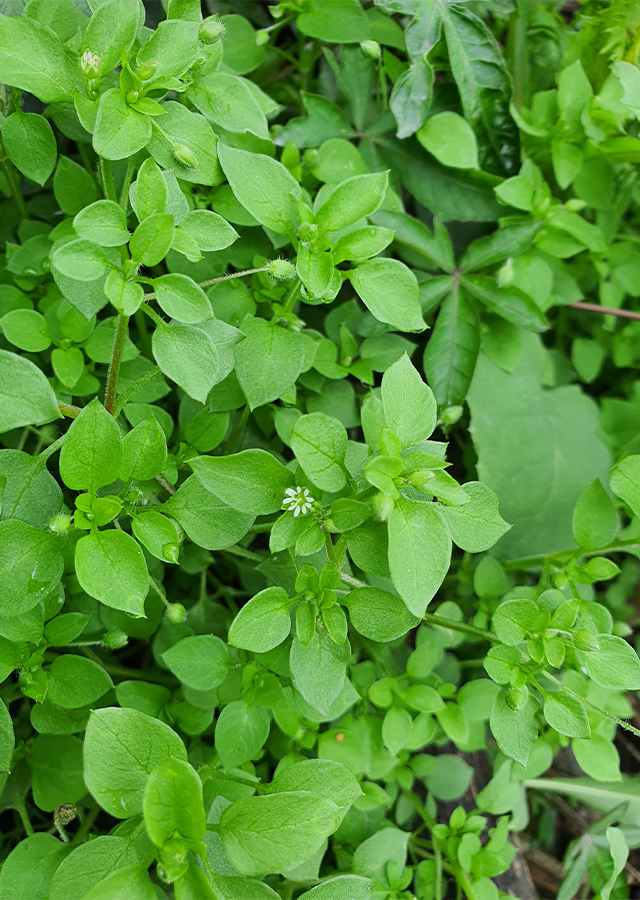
(573, 629, 600, 653)
(360, 40, 381, 59)
(298, 222, 318, 243)
(408, 469, 435, 487)
(125, 90, 139, 105)
(79, 49, 100, 79)
(104, 628, 128, 650)
(552, 572, 569, 589)
(137, 60, 158, 81)
(441, 405, 463, 425)
(199, 16, 226, 44)
(506, 687, 524, 710)
(172, 144, 198, 169)
(167, 602, 187, 624)
(48, 514, 71, 534)
(255, 29, 269, 47)
(372, 493, 395, 521)
(565, 198, 586, 212)
(267, 258, 296, 281)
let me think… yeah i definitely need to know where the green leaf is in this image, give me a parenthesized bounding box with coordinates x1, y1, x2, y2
(162, 634, 229, 690)
(188, 72, 268, 138)
(0, 697, 13, 796)
(423, 284, 479, 409)
(0, 13, 79, 103)
(131, 510, 180, 563)
(315, 172, 388, 234)
(73, 200, 130, 247)
(178, 209, 238, 252)
(130, 213, 175, 267)
(30, 734, 86, 812)
(297, 877, 373, 900)
(343, 586, 419, 641)
(143, 757, 205, 846)
(572, 478, 618, 551)
(460, 222, 541, 271)
(0, 449, 63, 527)
(215, 700, 270, 768)
(135, 18, 199, 79)
(0, 519, 63, 616)
(543, 693, 590, 739)
(290, 631, 351, 716)
(53, 156, 99, 217)
(297, 0, 370, 43)
(275, 95, 355, 149)
(120, 416, 167, 483)
(48, 655, 112, 709)
(162, 475, 255, 550)
(81, 0, 142, 77)
(147, 101, 223, 187)
(152, 322, 220, 403)
(2, 111, 56, 186)
(583, 634, 640, 691)
(572, 734, 621, 783)
(228, 586, 291, 652)
(75, 530, 149, 615)
(59, 398, 123, 493)
(332, 226, 393, 264)
(610, 454, 640, 518)
(492, 598, 539, 645)
(48, 837, 138, 900)
(601, 827, 629, 900)
(82, 864, 156, 900)
(0, 349, 61, 432)
(467, 334, 611, 559)
(390, 59, 434, 140)
(291, 412, 348, 492)
(462, 276, 547, 332)
(133, 158, 168, 220)
(153, 274, 213, 324)
(219, 791, 339, 876)
(350, 259, 424, 332)
(84, 706, 186, 818)
(1, 310, 51, 353)
(190, 449, 294, 515)
(50, 238, 111, 282)
(0, 833, 67, 900)
(388, 499, 451, 617)
(296, 245, 335, 298)
(371, 209, 455, 272)
(417, 111, 478, 169)
(218, 143, 301, 236)
(234, 317, 305, 410)
(382, 706, 412, 755)
(93, 89, 151, 161)
(265, 758, 361, 823)
(381, 353, 436, 446)
(438, 481, 510, 552)
(352, 827, 409, 887)
(490, 690, 538, 767)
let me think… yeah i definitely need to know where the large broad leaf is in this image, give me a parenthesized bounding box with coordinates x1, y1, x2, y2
(378, 137, 505, 223)
(0, 13, 80, 103)
(423, 283, 480, 408)
(467, 333, 611, 560)
(388, 499, 451, 616)
(0, 350, 61, 433)
(462, 275, 548, 332)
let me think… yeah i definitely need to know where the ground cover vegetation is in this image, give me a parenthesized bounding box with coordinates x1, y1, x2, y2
(1, 0, 640, 897)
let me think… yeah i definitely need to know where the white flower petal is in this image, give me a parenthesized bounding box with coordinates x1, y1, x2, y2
(284, 488, 297, 497)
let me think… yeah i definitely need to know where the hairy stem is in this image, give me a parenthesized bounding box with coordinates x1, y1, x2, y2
(541, 670, 640, 739)
(104, 312, 130, 414)
(58, 402, 82, 419)
(98, 157, 117, 203)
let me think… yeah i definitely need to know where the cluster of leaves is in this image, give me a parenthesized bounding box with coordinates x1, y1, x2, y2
(1, 0, 640, 898)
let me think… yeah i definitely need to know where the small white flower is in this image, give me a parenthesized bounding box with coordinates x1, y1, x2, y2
(80, 50, 100, 78)
(283, 486, 315, 517)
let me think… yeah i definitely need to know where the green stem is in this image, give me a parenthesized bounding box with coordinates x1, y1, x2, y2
(281, 278, 302, 315)
(222, 545, 265, 564)
(38, 433, 66, 463)
(0, 156, 28, 219)
(78, 647, 177, 687)
(139, 266, 272, 303)
(71, 807, 99, 845)
(98, 157, 117, 203)
(104, 312, 130, 415)
(197, 851, 226, 900)
(58, 402, 82, 419)
(119, 157, 136, 213)
(112, 366, 162, 418)
(541, 670, 640, 739)
(422, 612, 500, 643)
(17, 804, 34, 837)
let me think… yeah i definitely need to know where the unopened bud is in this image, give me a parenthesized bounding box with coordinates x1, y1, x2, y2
(137, 60, 158, 81)
(255, 29, 269, 46)
(565, 198, 586, 212)
(48, 514, 71, 534)
(506, 687, 524, 710)
(441, 405, 463, 425)
(573, 629, 600, 653)
(360, 40, 381, 59)
(125, 90, 139, 105)
(199, 16, 226, 44)
(552, 572, 569, 589)
(104, 628, 128, 650)
(372, 493, 394, 521)
(267, 258, 296, 281)
(167, 602, 187, 624)
(172, 144, 198, 169)
(298, 223, 318, 243)
(79, 49, 100, 79)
